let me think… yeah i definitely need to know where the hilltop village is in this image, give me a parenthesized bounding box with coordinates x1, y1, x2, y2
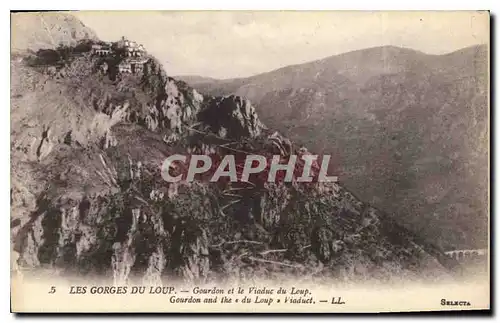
(91, 36, 150, 75)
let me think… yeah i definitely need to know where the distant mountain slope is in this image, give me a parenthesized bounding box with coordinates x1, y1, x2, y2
(177, 45, 489, 250)
(11, 16, 455, 284)
(11, 12, 98, 52)
(174, 75, 220, 85)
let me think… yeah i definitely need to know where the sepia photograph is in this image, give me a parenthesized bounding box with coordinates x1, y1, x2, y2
(9, 10, 490, 313)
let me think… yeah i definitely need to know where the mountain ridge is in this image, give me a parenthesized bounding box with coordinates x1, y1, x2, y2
(175, 44, 487, 84)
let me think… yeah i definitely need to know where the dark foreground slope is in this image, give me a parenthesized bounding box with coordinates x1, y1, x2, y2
(11, 18, 455, 285)
(177, 45, 489, 250)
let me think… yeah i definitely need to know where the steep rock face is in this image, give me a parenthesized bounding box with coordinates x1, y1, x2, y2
(200, 95, 264, 139)
(11, 12, 98, 52)
(11, 22, 454, 285)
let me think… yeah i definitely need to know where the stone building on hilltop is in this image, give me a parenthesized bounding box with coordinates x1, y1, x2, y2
(91, 37, 149, 75)
(129, 58, 149, 73)
(92, 44, 112, 56)
(118, 36, 146, 57)
(100, 61, 109, 74)
(118, 57, 150, 74)
(118, 61, 132, 73)
(90, 37, 146, 59)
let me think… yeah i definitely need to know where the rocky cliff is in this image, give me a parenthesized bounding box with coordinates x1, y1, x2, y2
(11, 14, 455, 285)
(11, 12, 98, 53)
(178, 45, 489, 250)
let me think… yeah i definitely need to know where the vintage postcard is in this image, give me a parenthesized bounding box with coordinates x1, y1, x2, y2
(10, 10, 490, 313)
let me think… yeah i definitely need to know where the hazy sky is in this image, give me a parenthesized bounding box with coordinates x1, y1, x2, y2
(75, 11, 489, 79)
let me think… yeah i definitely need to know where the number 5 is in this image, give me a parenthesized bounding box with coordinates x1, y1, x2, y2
(48, 286, 56, 294)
